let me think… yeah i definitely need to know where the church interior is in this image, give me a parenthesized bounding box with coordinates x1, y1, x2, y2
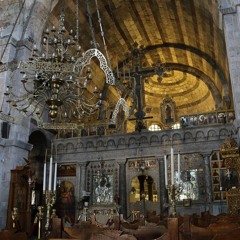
(0, 0, 240, 239)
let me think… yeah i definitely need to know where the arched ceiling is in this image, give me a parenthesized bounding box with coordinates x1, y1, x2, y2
(49, 0, 231, 130)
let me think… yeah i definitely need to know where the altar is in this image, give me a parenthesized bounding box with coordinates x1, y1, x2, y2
(90, 204, 119, 225)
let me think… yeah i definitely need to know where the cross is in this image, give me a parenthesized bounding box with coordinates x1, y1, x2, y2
(118, 43, 166, 131)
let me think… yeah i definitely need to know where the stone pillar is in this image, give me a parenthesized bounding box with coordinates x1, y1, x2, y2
(79, 163, 87, 197)
(220, 2, 240, 143)
(159, 157, 167, 216)
(119, 161, 127, 218)
(203, 153, 212, 206)
(75, 164, 81, 199)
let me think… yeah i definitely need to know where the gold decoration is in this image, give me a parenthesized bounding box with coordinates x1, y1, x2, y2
(226, 188, 240, 215)
(45, 190, 56, 232)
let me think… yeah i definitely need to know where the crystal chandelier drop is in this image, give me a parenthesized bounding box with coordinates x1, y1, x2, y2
(4, 0, 115, 125)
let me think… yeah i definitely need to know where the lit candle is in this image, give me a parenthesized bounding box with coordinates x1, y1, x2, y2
(43, 149, 47, 193)
(53, 147, 57, 191)
(178, 151, 180, 183)
(48, 144, 53, 190)
(171, 146, 174, 184)
(164, 155, 168, 186)
(49, 156, 53, 190)
(53, 160, 57, 191)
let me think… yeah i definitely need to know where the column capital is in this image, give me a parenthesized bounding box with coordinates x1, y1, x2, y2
(116, 158, 127, 165)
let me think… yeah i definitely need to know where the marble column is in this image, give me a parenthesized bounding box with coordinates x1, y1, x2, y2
(119, 161, 127, 218)
(202, 153, 212, 206)
(79, 163, 87, 196)
(159, 157, 167, 216)
(75, 164, 81, 201)
(220, 2, 240, 143)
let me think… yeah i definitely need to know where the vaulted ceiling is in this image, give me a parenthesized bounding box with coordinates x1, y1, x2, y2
(50, 0, 231, 131)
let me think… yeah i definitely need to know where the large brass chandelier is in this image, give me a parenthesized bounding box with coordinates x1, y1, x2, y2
(4, 0, 115, 126)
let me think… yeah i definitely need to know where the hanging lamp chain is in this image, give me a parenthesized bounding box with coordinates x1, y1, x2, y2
(86, 0, 99, 48)
(76, 0, 79, 41)
(94, 0, 112, 69)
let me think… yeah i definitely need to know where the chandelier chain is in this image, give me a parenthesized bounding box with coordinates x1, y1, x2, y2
(94, 0, 112, 69)
(76, 0, 79, 40)
(86, 0, 99, 48)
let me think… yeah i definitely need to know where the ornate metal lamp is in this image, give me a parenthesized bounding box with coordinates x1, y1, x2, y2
(4, 0, 115, 126)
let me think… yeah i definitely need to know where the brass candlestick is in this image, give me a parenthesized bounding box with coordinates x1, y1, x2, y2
(83, 207, 88, 221)
(37, 206, 44, 240)
(167, 184, 181, 217)
(44, 190, 56, 232)
(11, 207, 18, 228)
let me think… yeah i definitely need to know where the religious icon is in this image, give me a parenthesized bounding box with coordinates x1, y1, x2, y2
(56, 181, 75, 225)
(160, 96, 176, 127)
(93, 174, 113, 205)
(165, 104, 172, 123)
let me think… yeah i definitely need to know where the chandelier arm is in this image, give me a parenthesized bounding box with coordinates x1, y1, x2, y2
(15, 98, 36, 112)
(8, 89, 36, 100)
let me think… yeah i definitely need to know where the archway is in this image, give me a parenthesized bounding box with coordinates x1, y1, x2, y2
(130, 175, 158, 203)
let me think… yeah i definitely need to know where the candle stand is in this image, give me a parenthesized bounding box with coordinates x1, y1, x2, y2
(83, 207, 88, 221)
(167, 184, 182, 217)
(37, 206, 44, 240)
(44, 190, 56, 232)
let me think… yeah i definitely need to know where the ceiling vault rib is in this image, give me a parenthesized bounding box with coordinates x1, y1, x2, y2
(129, 0, 151, 45)
(166, 63, 222, 107)
(145, 78, 200, 97)
(145, 43, 228, 86)
(176, 91, 211, 109)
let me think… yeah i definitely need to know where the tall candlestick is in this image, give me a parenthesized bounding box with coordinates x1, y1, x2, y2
(178, 151, 180, 183)
(171, 146, 174, 184)
(164, 155, 168, 186)
(49, 156, 53, 190)
(43, 149, 47, 192)
(53, 161, 57, 191)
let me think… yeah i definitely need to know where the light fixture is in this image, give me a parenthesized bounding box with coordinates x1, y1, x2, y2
(4, 0, 115, 126)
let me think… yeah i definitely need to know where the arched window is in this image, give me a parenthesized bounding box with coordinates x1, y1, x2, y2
(172, 123, 180, 129)
(148, 124, 161, 131)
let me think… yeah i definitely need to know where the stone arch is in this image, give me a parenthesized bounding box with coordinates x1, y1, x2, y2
(196, 130, 205, 139)
(118, 138, 126, 146)
(161, 134, 170, 143)
(86, 141, 94, 149)
(150, 135, 159, 144)
(139, 136, 148, 145)
(173, 133, 181, 141)
(76, 142, 84, 149)
(57, 143, 65, 153)
(207, 129, 217, 140)
(219, 128, 229, 139)
(28, 130, 48, 184)
(107, 139, 116, 147)
(66, 142, 74, 152)
(96, 140, 105, 148)
(128, 137, 137, 146)
(184, 132, 193, 140)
